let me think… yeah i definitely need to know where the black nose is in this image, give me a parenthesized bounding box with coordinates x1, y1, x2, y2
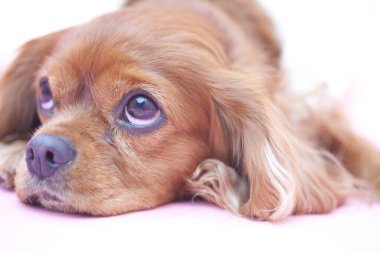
(25, 135, 76, 180)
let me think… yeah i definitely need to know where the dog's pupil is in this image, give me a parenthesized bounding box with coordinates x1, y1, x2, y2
(127, 95, 157, 120)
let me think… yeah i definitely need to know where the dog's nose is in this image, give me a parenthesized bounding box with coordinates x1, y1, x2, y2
(25, 135, 76, 180)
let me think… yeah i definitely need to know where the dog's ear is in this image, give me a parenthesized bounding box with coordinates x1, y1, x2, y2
(0, 30, 65, 142)
(204, 0, 281, 67)
(186, 71, 363, 221)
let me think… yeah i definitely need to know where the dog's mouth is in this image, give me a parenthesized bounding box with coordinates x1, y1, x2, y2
(23, 191, 88, 215)
(25, 191, 62, 207)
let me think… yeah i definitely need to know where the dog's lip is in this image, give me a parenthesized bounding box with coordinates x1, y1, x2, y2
(25, 194, 42, 206)
(40, 191, 62, 202)
(26, 191, 62, 204)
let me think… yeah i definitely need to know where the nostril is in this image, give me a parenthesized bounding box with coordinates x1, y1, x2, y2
(26, 148, 35, 161)
(45, 151, 55, 164)
(44, 150, 61, 169)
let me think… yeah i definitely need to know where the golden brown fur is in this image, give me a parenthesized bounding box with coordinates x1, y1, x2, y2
(0, 0, 379, 221)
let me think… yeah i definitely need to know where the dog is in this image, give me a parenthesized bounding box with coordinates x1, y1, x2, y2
(0, 0, 379, 221)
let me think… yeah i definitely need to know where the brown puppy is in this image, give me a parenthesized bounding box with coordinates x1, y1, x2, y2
(0, 0, 379, 221)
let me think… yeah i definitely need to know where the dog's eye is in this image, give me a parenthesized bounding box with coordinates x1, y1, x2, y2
(38, 78, 55, 112)
(123, 94, 161, 127)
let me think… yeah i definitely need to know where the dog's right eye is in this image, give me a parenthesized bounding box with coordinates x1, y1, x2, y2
(38, 78, 55, 113)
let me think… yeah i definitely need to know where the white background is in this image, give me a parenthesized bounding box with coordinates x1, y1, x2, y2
(0, 0, 379, 142)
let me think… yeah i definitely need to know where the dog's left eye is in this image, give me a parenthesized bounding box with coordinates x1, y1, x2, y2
(123, 94, 161, 127)
(38, 78, 55, 113)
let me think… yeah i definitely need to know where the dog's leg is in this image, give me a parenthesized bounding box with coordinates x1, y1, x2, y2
(0, 140, 26, 189)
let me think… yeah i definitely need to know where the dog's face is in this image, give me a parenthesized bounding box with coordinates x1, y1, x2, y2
(15, 8, 223, 215)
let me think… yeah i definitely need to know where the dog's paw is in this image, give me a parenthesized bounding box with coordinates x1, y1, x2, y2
(0, 166, 16, 189)
(0, 140, 27, 190)
(185, 159, 249, 214)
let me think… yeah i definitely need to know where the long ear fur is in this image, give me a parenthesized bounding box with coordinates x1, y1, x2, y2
(203, 0, 281, 66)
(186, 71, 365, 221)
(0, 30, 65, 141)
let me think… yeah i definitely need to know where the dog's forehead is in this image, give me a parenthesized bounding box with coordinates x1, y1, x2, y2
(41, 6, 221, 111)
(44, 18, 147, 104)
(48, 4, 223, 75)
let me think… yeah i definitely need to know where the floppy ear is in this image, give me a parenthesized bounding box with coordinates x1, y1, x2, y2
(204, 0, 282, 67)
(186, 71, 364, 221)
(0, 30, 65, 142)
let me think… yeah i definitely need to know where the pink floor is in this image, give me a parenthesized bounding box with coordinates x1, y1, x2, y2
(1, 188, 380, 252)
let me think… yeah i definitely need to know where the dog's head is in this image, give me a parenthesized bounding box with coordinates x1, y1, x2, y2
(5, 4, 228, 215)
(1, 1, 347, 220)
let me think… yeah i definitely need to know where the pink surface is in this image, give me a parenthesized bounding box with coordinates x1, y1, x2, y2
(1, 187, 380, 253)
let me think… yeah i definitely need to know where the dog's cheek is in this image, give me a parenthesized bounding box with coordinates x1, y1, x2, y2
(80, 136, 211, 215)
(131, 136, 211, 202)
(62, 152, 127, 214)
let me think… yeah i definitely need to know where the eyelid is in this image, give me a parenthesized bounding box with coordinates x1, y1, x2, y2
(39, 76, 49, 85)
